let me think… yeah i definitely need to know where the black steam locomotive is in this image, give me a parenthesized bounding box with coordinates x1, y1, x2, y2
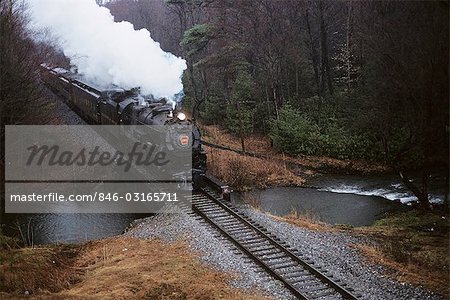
(39, 64, 207, 187)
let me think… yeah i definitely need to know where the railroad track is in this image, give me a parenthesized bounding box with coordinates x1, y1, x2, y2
(189, 187, 359, 300)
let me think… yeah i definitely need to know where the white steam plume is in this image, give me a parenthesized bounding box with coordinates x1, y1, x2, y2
(27, 0, 186, 99)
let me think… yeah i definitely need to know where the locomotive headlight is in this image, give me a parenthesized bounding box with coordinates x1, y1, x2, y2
(177, 112, 186, 121)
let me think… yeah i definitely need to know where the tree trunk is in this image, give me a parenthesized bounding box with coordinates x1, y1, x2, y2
(319, 1, 333, 96)
(187, 63, 201, 119)
(346, 2, 353, 92)
(285, 59, 290, 99)
(305, 7, 321, 98)
(445, 171, 449, 206)
(236, 101, 246, 154)
(398, 170, 431, 210)
(272, 82, 279, 120)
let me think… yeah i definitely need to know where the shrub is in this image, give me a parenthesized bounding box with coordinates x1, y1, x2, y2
(201, 93, 226, 125)
(270, 105, 382, 159)
(269, 105, 322, 155)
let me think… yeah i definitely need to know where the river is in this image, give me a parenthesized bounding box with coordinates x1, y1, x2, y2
(232, 172, 447, 227)
(2, 172, 447, 243)
(1, 213, 150, 245)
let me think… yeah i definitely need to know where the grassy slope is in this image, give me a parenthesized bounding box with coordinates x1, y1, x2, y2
(354, 210, 449, 297)
(200, 124, 388, 183)
(271, 210, 449, 297)
(0, 236, 271, 300)
(206, 145, 304, 190)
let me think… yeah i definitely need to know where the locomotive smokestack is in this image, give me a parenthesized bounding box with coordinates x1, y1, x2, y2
(26, 0, 186, 101)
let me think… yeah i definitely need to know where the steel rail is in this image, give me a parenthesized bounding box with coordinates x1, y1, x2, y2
(191, 188, 359, 300)
(192, 197, 309, 299)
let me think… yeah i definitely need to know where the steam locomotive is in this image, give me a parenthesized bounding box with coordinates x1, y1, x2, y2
(39, 64, 207, 187)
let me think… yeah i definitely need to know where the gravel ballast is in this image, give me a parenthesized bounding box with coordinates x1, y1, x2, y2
(51, 96, 442, 300)
(126, 206, 293, 299)
(50, 92, 88, 125)
(125, 204, 443, 300)
(240, 206, 443, 300)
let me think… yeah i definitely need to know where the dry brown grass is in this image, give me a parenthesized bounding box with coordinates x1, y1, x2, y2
(206, 146, 304, 191)
(354, 211, 450, 297)
(200, 124, 388, 175)
(268, 209, 334, 232)
(0, 244, 82, 296)
(199, 124, 272, 154)
(356, 244, 449, 297)
(1, 236, 271, 300)
(266, 208, 449, 297)
(241, 192, 263, 210)
(280, 154, 388, 174)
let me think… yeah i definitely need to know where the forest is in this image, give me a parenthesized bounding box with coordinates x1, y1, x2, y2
(105, 0, 448, 208)
(0, 2, 449, 297)
(0, 0, 449, 208)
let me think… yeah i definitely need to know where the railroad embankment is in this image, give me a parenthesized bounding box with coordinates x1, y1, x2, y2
(0, 233, 270, 300)
(1, 206, 447, 299)
(270, 209, 449, 298)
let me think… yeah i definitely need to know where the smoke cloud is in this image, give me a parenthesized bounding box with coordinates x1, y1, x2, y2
(27, 0, 186, 99)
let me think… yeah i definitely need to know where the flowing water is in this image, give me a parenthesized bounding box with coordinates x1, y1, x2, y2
(310, 172, 447, 204)
(2, 213, 150, 245)
(3, 172, 447, 243)
(233, 172, 447, 227)
(232, 187, 407, 227)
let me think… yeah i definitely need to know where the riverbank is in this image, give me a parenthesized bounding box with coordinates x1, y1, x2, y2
(269, 208, 449, 297)
(0, 233, 270, 299)
(1, 206, 447, 299)
(201, 125, 449, 296)
(127, 208, 446, 299)
(200, 124, 389, 192)
(355, 210, 449, 296)
(233, 187, 409, 227)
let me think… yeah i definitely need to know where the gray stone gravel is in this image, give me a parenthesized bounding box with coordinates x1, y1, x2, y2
(239, 205, 444, 300)
(47, 90, 87, 125)
(126, 204, 444, 300)
(126, 206, 294, 299)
